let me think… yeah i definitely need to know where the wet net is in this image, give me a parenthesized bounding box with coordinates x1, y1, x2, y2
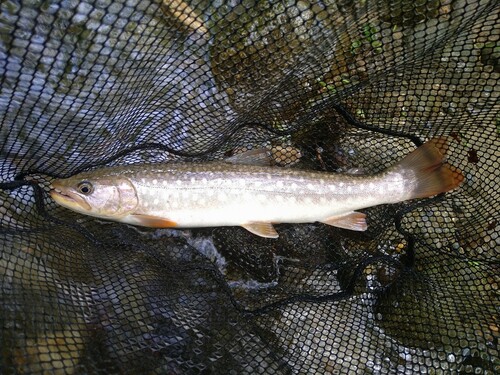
(0, 0, 499, 373)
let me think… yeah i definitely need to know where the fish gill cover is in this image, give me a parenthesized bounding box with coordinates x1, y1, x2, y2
(0, 0, 498, 374)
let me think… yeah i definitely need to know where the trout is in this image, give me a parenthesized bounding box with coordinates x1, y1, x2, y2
(50, 138, 463, 238)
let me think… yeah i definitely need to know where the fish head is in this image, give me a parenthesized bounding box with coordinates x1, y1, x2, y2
(50, 174, 138, 219)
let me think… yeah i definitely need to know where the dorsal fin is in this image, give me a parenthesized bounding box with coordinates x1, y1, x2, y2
(225, 149, 273, 166)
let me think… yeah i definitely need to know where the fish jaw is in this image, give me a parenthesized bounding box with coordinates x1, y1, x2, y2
(50, 188, 92, 212)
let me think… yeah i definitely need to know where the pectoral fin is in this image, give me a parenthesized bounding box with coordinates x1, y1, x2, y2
(129, 214, 178, 228)
(241, 222, 279, 238)
(321, 212, 367, 231)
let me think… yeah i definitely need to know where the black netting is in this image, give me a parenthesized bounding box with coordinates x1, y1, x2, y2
(1, 0, 499, 373)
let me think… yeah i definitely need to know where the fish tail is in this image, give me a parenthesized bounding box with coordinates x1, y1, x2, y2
(392, 137, 464, 199)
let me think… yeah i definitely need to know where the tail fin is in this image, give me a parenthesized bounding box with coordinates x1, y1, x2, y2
(393, 137, 464, 199)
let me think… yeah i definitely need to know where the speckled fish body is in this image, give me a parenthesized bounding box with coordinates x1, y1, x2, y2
(50, 138, 463, 238)
(107, 162, 404, 225)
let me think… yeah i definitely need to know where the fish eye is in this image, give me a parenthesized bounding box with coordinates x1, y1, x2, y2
(77, 181, 93, 195)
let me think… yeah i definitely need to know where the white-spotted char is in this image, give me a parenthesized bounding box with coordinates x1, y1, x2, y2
(50, 138, 464, 238)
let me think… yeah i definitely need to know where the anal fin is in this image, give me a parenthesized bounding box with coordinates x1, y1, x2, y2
(129, 214, 178, 228)
(321, 211, 367, 231)
(241, 222, 279, 238)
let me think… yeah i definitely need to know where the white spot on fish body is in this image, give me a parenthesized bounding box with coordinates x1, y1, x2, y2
(141, 178, 146, 184)
(329, 185, 336, 192)
(176, 180, 182, 186)
(291, 183, 298, 190)
(162, 180, 168, 186)
(144, 201, 149, 208)
(190, 177, 196, 183)
(307, 183, 314, 190)
(276, 181, 284, 188)
(152, 179, 158, 185)
(153, 198, 159, 205)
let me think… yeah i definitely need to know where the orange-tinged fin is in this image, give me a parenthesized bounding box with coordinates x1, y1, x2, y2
(225, 149, 273, 166)
(241, 222, 279, 238)
(393, 137, 464, 199)
(321, 212, 368, 231)
(130, 214, 177, 228)
(161, 0, 209, 37)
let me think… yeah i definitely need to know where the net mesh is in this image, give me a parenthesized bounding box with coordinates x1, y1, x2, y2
(1, 0, 499, 373)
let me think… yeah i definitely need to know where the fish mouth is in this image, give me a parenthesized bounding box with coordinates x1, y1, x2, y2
(50, 183, 92, 211)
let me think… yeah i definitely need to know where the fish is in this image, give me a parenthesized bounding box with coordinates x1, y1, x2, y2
(50, 137, 464, 238)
